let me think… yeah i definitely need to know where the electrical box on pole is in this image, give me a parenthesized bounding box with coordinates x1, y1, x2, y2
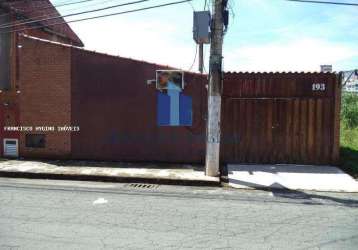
(193, 11, 211, 73)
(193, 11, 211, 44)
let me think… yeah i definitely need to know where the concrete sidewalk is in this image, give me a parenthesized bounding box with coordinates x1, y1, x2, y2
(226, 164, 358, 193)
(0, 160, 220, 186)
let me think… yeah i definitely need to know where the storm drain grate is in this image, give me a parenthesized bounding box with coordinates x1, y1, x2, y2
(126, 183, 159, 189)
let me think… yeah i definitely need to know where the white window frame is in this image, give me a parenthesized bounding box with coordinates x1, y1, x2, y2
(3, 138, 19, 157)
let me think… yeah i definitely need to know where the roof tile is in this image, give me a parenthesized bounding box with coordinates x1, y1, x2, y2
(1, 0, 83, 47)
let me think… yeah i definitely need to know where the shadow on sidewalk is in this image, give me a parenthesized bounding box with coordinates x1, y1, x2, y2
(340, 147, 358, 179)
(228, 178, 358, 208)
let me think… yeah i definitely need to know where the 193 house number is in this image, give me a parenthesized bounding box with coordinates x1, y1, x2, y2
(312, 83, 326, 91)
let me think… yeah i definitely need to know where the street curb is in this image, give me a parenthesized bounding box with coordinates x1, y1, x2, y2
(0, 171, 222, 187)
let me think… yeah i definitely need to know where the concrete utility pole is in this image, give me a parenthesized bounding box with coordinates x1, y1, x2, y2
(205, 0, 224, 176)
(198, 43, 204, 73)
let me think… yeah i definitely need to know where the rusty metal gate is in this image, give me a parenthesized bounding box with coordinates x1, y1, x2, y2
(221, 72, 341, 165)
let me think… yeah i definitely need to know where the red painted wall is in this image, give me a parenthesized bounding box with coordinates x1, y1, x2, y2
(71, 48, 207, 163)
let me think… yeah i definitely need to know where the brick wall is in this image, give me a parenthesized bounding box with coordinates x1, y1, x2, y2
(0, 10, 75, 157)
(0, 29, 22, 156)
(18, 36, 72, 158)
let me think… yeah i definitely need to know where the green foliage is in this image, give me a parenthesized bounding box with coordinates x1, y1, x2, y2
(340, 93, 358, 177)
(341, 93, 358, 129)
(341, 124, 358, 150)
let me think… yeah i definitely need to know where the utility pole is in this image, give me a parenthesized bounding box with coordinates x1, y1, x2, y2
(205, 0, 225, 176)
(198, 43, 204, 73)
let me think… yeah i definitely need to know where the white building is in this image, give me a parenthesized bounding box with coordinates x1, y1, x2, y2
(343, 70, 358, 94)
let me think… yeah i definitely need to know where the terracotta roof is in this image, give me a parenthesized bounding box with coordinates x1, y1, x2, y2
(1, 0, 84, 47)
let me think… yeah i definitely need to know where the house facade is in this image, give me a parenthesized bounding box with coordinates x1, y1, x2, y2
(0, 0, 342, 165)
(0, 0, 83, 158)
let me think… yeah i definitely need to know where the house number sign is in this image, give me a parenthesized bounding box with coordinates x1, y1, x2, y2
(312, 83, 326, 91)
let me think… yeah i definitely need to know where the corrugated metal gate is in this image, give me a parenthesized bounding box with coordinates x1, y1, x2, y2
(221, 73, 341, 165)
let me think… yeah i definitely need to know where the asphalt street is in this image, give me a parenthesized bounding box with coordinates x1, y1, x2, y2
(0, 178, 358, 250)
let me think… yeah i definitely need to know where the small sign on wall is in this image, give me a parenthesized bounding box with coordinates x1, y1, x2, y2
(156, 70, 184, 90)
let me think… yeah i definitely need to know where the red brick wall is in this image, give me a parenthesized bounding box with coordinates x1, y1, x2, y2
(0, 29, 21, 156)
(18, 36, 72, 158)
(0, 12, 75, 157)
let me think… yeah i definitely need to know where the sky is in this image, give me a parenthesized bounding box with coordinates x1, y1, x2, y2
(52, 0, 358, 72)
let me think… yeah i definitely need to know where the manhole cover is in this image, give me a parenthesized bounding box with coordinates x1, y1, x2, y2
(125, 183, 159, 189)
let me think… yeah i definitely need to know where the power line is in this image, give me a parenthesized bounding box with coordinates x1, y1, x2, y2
(0, 0, 100, 18)
(0, 0, 152, 29)
(187, 1, 195, 11)
(1, 0, 193, 34)
(188, 44, 198, 72)
(41, 0, 101, 9)
(0, 0, 119, 28)
(54, 0, 120, 14)
(286, 0, 358, 6)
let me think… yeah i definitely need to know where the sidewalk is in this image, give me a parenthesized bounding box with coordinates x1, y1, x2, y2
(0, 159, 220, 186)
(225, 164, 358, 193)
(3, 159, 357, 192)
